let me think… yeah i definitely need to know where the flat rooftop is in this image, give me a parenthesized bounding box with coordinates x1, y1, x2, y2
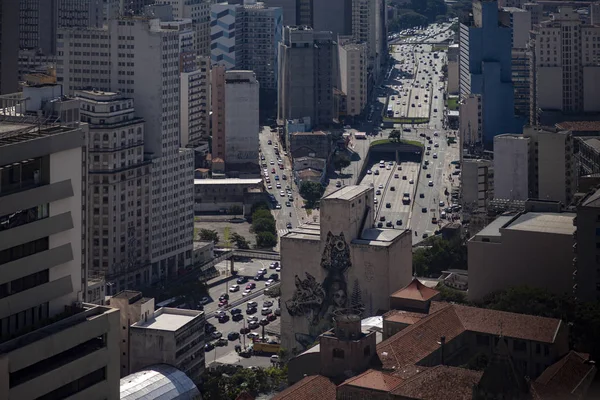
(474, 215, 515, 238)
(0, 122, 78, 147)
(354, 228, 407, 246)
(194, 178, 262, 185)
(505, 212, 575, 235)
(324, 185, 371, 201)
(132, 308, 202, 332)
(282, 222, 321, 241)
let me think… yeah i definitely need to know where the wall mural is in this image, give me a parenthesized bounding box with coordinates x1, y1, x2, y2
(285, 232, 365, 350)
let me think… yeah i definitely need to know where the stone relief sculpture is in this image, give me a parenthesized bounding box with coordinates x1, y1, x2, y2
(285, 273, 325, 324)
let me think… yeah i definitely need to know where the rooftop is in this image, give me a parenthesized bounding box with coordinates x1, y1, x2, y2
(0, 122, 77, 148)
(383, 310, 427, 325)
(531, 351, 597, 399)
(390, 277, 440, 302)
(556, 120, 600, 132)
(390, 365, 483, 400)
(582, 137, 600, 152)
(193, 178, 262, 185)
(339, 369, 404, 392)
(581, 187, 600, 207)
(473, 215, 515, 238)
(324, 185, 371, 201)
(354, 228, 407, 246)
(272, 375, 336, 400)
(120, 364, 200, 400)
(505, 212, 576, 235)
(131, 307, 203, 332)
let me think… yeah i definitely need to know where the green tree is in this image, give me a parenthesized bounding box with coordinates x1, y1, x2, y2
(252, 209, 273, 222)
(299, 181, 325, 208)
(230, 232, 250, 249)
(256, 231, 278, 248)
(413, 237, 467, 277)
(252, 201, 270, 214)
(198, 228, 219, 244)
(229, 205, 243, 216)
(333, 154, 351, 172)
(252, 218, 276, 235)
(389, 130, 402, 142)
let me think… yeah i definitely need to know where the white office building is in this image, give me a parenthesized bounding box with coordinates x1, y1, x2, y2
(155, 0, 211, 57)
(339, 41, 367, 117)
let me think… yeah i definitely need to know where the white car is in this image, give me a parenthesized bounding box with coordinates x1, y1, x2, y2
(409, 179, 414, 184)
(378, 184, 384, 189)
(280, 190, 285, 197)
(229, 284, 240, 292)
(267, 185, 272, 190)
(276, 265, 281, 272)
(242, 289, 252, 296)
(261, 307, 273, 315)
(366, 169, 372, 175)
(275, 203, 281, 209)
(276, 183, 281, 189)
(247, 332, 260, 340)
(258, 268, 267, 275)
(265, 279, 275, 286)
(270, 160, 274, 165)
(428, 181, 434, 186)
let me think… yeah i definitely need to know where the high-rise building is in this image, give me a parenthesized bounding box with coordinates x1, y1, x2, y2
(155, 0, 212, 57)
(211, 64, 227, 161)
(573, 187, 600, 302)
(524, 3, 543, 26)
(181, 56, 211, 146)
(493, 134, 531, 201)
(210, 1, 283, 104)
(19, 0, 58, 55)
(297, 0, 313, 26)
(459, 0, 526, 147)
(0, 119, 120, 399)
(76, 90, 152, 292)
(58, 17, 196, 290)
(352, 0, 379, 81)
(512, 48, 531, 122)
(278, 26, 337, 127)
(0, 1, 19, 94)
(338, 41, 367, 117)
(529, 7, 600, 125)
(262, 0, 296, 26)
(314, 0, 352, 39)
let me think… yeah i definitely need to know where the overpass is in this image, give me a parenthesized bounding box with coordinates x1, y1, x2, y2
(200, 248, 280, 275)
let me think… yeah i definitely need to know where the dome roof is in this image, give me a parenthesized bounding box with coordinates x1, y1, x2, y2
(120, 364, 201, 400)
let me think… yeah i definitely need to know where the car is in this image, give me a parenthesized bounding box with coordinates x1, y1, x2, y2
(423, 164, 428, 170)
(236, 276, 248, 285)
(265, 279, 275, 286)
(425, 151, 430, 155)
(270, 160, 274, 165)
(439, 201, 445, 207)
(246, 283, 256, 290)
(426, 173, 431, 178)
(219, 293, 229, 301)
(396, 219, 403, 226)
(279, 190, 285, 197)
(376, 189, 381, 195)
(409, 179, 414, 184)
(218, 299, 228, 307)
(205, 342, 215, 351)
(246, 307, 257, 315)
(239, 327, 251, 335)
(271, 355, 279, 362)
(269, 273, 279, 281)
(258, 268, 267, 275)
(242, 289, 252, 296)
(260, 318, 270, 326)
(269, 262, 279, 269)
(247, 315, 259, 324)
(200, 296, 210, 305)
(386, 202, 391, 208)
(215, 310, 226, 318)
(275, 308, 281, 316)
(261, 307, 272, 315)
(336, 181, 342, 188)
(267, 139, 272, 145)
(402, 175, 407, 180)
(422, 233, 429, 239)
(366, 169, 372, 175)
(228, 332, 240, 341)
(218, 315, 230, 323)
(216, 338, 228, 347)
(276, 265, 281, 272)
(249, 321, 260, 329)
(377, 222, 383, 228)
(374, 170, 380, 175)
(254, 274, 263, 281)
(282, 174, 287, 180)
(211, 331, 223, 339)
(379, 216, 386, 221)
(390, 186, 395, 191)
(232, 313, 244, 321)
(229, 284, 240, 292)
(428, 181, 434, 186)
(427, 146, 431, 151)
(394, 173, 399, 178)
(433, 153, 438, 158)
(263, 300, 274, 308)
(247, 332, 260, 340)
(434, 143, 439, 148)
(434, 108, 438, 112)
(422, 207, 427, 213)
(434, 95, 438, 98)
(286, 222, 292, 229)
(276, 182, 281, 189)
(267, 313, 277, 321)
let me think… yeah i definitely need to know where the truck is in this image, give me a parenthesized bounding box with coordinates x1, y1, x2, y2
(250, 342, 280, 355)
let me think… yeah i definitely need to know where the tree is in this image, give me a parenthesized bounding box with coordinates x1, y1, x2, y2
(333, 154, 351, 172)
(201, 365, 288, 400)
(413, 236, 467, 277)
(252, 218, 276, 235)
(251, 201, 270, 214)
(229, 205, 243, 217)
(198, 228, 219, 244)
(299, 181, 325, 208)
(256, 231, 277, 248)
(230, 232, 250, 249)
(252, 209, 273, 222)
(389, 130, 402, 143)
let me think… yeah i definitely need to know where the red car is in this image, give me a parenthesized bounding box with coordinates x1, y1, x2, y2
(219, 299, 228, 307)
(246, 283, 256, 290)
(271, 168, 275, 173)
(267, 314, 277, 322)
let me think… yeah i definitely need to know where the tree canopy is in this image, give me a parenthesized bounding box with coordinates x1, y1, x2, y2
(299, 181, 325, 208)
(389, 130, 402, 143)
(201, 365, 287, 400)
(333, 154, 351, 172)
(198, 228, 219, 244)
(413, 236, 467, 277)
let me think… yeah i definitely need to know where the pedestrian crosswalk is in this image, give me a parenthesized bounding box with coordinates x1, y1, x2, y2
(278, 229, 289, 236)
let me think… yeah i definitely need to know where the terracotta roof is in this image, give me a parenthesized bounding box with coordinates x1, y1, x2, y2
(555, 121, 600, 132)
(377, 305, 466, 371)
(390, 277, 440, 301)
(531, 351, 597, 400)
(272, 375, 336, 400)
(383, 309, 427, 325)
(390, 365, 483, 400)
(339, 369, 404, 392)
(212, 157, 224, 163)
(297, 168, 323, 178)
(390, 364, 429, 380)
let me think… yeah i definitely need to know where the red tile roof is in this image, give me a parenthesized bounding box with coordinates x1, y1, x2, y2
(390, 277, 440, 301)
(531, 351, 597, 400)
(383, 309, 427, 325)
(429, 302, 562, 343)
(272, 375, 336, 400)
(390, 365, 483, 400)
(339, 369, 404, 392)
(555, 121, 600, 132)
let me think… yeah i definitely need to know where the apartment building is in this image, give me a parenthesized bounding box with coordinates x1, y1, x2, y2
(338, 41, 367, 117)
(458, 93, 482, 146)
(0, 1, 19, 94)
(447, 44, 459, 94)
(530, 7, 600, 125)
(130, 307, 206, 383)
(462, 158, 493, 211)
(278, 26, 338, 127)
(468, 211, 576, 301)
(76, 90, 152, 294)
(524, 3, 543, 26)
(181, 56, 211, 146)
(210, 1, 282, 100)
(58, 17, 196, 285)
(155, 0, 212, 57)
(211, 64, 226, 161)
(262, 0, 297, 26)
(352, 0, 379, 80)
(512, 48, 531, 122)
(573, 187, 600, 302)
(0, 120, 120, 399)
(459, 0, 526, 147)
(19, 0, 58, 55)
(297, 0, 313, 26)
(494, 134, 531, 201)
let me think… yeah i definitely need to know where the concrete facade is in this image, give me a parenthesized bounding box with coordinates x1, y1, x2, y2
(0, 1, 19, 94)
(447, 44, 459, 95)
(193, 178, 264, 214)
(280, 186, 413, 354)
(224, 70, 260, 165)
(278, 27, 338, 127)
(314, 0, 352, 39)
(459, 0, 526, 147)
(180, 56, 211, 146)
(77, 90, 152, 293)
(130, 307, 205, 383)
(211, 64, 226, 161)
(155, 0, 212, 57)
(494, 134, 531, 201)
(462, 158, 493, 211)
(262, 0, 296, 26)
(339, 41, 368, 117)
(573, 188, 600, 302)
(468, 212, 576, 301)
(57, 17, 196, 284)
(458, 93, 482, 146)
(0, 121, 120, 399)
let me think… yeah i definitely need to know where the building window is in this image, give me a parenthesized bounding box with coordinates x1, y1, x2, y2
(333, 348, 345, 359)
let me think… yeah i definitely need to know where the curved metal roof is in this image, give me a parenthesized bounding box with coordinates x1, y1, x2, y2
(120, 364, 201, 400)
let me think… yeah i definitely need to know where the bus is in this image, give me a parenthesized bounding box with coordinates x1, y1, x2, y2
(387, 105, 394, 118)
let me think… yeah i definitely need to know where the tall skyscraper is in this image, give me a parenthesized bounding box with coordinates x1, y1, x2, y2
(155, 0, 212, 57)
(313, 0, 352, 39)
(211, 64, 227, 161)
(297, 0, 313, 26)
(529, 7, 600, 125)
(0, 118, 120, 399)
(19, 0, 58, 55)
(278, 26, 337, 127)
(459, 0, 525, 148)
(0, 1, 19, 94)
(58, 16, 196, 291)
(338, 40, 367, 117)
(262, 0, 297, 26)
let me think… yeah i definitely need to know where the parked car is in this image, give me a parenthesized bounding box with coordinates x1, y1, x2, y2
(263, 300, 274, 308)
(261, 307, 273, 315)
(205, 342, 215, 351)
(228, 332, 240, 341)
(216, 338, 228, 347)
